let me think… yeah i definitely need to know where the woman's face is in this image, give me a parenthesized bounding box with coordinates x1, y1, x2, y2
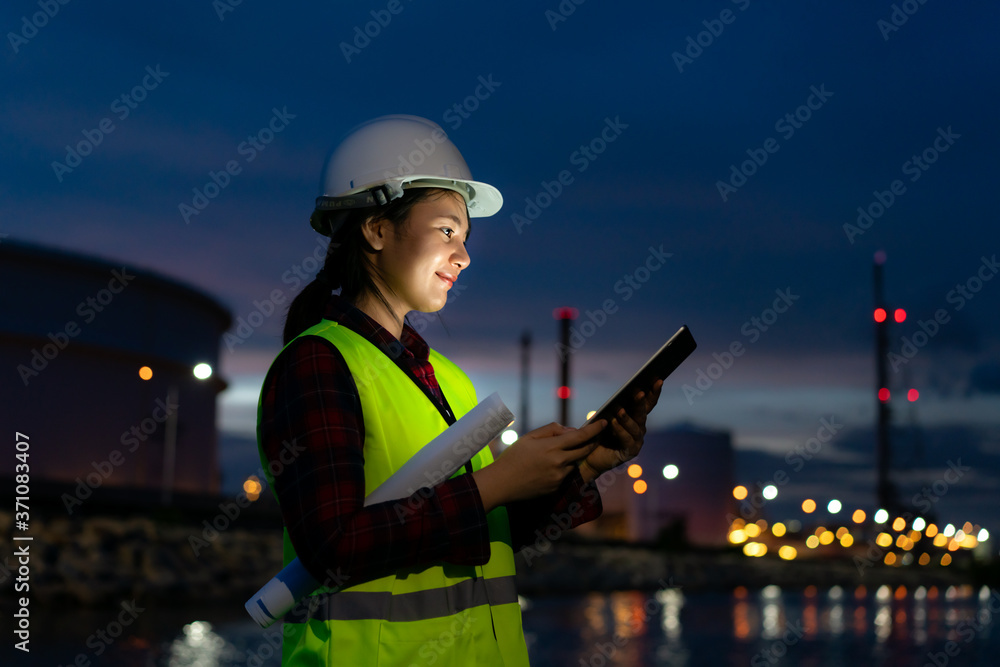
(366, 189, 471, 322)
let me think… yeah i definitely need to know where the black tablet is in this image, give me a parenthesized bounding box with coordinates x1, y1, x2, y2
(582, 325, 697, 432)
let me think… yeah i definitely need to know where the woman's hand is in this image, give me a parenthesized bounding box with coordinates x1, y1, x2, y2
(473, 419, 608, 513)
(579, 378, 664, 482)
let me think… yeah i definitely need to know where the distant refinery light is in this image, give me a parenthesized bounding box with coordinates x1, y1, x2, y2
(978, 528, 990, 542)
(778, 546, 797, 561)
(802, 499, 817, 513)
(874, 509, 889, 524)
(139, 365, 153, 380)
(193, 363, 213, 379)
(662, 464, 679, 480)
(943, 524, 956, 537)
(852, 509, 866, 524)
(771, 522, 786, 537)
(912, 517, 927, 532)
(892, 516, 907, 532)
(733, 485, 748, 500)
(500, 429, 518, 446)
(243, 475, 262, 501)
(633, 479, 647, 494)
(627, 464, 643, 479)
(827, 499, 842, 514)
(762, 485, 778, 500)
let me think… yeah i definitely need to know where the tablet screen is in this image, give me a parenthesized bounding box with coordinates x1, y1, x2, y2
(582, 325, 697, 433)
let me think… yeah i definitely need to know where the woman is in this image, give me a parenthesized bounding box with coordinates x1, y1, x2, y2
(257, 115, 663, 665)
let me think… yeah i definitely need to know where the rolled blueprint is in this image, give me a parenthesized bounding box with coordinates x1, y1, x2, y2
(245, 392, 514, 628)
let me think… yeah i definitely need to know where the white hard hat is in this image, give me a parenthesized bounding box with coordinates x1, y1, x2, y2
(311, 114, 503, 236)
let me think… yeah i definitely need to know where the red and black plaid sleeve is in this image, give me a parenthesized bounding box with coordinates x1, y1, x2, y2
(504, 466, 603, 552)
(259, 325, 491, 587)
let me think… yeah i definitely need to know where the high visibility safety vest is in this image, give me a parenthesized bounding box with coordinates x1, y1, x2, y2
(256, 319, 531, 666)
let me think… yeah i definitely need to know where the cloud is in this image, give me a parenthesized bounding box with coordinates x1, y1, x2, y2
(969, 361, 1000, 395)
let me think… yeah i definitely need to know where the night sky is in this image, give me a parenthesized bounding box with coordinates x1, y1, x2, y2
(4, 1, 999, 531)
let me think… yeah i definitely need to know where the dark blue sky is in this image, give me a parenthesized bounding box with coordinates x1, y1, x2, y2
(4, 1, 999, 528)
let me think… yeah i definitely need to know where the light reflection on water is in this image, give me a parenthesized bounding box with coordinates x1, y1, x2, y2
(524, 583, 999, 666)
(6, 584, 998, 666)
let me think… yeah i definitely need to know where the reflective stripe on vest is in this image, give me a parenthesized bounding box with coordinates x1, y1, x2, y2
(256, 319, 530, 666)
(300, 574, 519, 623)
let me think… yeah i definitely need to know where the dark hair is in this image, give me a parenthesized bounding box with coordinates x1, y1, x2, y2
(282, 188, 471, 344)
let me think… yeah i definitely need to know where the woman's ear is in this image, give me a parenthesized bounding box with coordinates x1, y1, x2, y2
(360, 215, 388, 251)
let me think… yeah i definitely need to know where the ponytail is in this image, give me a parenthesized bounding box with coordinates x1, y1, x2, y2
(282, 188, 463, 345)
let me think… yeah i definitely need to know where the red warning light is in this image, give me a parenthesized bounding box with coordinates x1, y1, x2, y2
(908, 389, 919, 402)
(874, 308, 887, 323)
(553, 307, 578, 320)
(894, 309, 907, 323)
(878, 388, 890, 402)
(557, 386, 571, 399)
